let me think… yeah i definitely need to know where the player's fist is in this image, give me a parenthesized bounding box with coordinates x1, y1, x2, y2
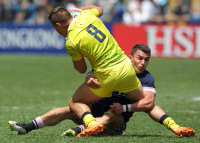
(110, 103, 123, 114)
(86, 75, 100, 89)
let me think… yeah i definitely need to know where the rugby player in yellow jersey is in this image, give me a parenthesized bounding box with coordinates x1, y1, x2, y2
(48, 5, 144, 137)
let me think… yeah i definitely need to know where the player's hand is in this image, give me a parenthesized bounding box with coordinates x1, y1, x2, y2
(86, 75, 100, 89)
(110, 102, 123, 114)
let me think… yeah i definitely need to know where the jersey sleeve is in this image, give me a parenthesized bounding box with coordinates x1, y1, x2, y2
(82, 9, 100, 17)
(142, 76, 155, 88)
(141, 74, 156, 94)
(66, 39, 83, 61)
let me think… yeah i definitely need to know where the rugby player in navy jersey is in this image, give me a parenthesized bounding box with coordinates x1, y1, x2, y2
(8, 44, 194, 137)
(61, 44, 195, 137)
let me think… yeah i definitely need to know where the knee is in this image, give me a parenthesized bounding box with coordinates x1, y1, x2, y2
(69, 99, 75, 108)
(148, 102, 155, 110)
(69, 99, 73, 106)
(144, 104, 155, 113)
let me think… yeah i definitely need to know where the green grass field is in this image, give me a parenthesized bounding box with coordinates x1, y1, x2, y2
(0, 54, 199, 143)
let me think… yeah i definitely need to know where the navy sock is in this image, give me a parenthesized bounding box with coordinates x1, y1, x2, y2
(71, 127, 82, 134)
(159, 114, 169, 124)
(24, 121, 37, 132)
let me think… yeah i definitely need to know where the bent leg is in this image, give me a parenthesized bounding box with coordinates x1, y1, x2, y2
(145, 105, 195, 136)
(146, 105, 166, 122)
(41, 106, 82, 126)
(70, 82, 103, 119)
(62, 109, 124, 137)
(8, 106, 82, 134)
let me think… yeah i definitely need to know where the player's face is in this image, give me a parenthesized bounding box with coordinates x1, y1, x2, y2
(130, 50, 150, 74)
(52, 23, 67, 37)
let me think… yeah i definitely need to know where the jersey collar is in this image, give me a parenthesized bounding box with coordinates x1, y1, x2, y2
(66, 18, 76, 38)
(67, 18, 75, 32)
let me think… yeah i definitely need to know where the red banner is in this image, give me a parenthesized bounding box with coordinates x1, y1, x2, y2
(113, 23, 200, 58)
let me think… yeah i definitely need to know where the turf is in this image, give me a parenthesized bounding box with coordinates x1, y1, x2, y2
(0, 54, 199, 143)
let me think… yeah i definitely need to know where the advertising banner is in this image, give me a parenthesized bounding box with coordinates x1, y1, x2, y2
(113, 23, 200, 58)
(0, 23, 112, 54)
(1, 23, 200, 58)
(0, 24, 66, 53)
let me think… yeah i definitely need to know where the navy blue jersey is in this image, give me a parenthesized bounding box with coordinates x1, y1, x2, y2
(91, 70, 156, 131)
(137, 70, 155, 88)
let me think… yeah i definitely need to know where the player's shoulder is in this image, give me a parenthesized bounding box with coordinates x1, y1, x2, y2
(138, 70, 154, 80)
(144, 70, 154, 80)
(137, 70, 155, 87)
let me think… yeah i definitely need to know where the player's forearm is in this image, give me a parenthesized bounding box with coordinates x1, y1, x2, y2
(78, 5, 103, 17)
(129, 99, 155, 112)
(73, 59, 87, 73)
(74, 66, 87, 73)
(121, 91, 155, 113)
(129, 91, 155, 112)
(78, 5, 101, 11)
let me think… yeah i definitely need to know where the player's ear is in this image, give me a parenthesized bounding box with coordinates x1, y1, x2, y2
(128, 55, 133, 60)
(55, 22, 62, 27)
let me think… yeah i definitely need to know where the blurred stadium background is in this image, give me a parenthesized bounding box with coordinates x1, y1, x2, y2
(0, 0, 200, 142)
(0, 0, 200, 56)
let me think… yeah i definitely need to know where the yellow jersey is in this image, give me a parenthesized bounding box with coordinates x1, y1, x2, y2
(66, 9, 127, 71)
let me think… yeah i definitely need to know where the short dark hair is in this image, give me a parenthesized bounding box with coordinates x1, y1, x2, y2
(48, 6, 72, 25)
(131, 44, 151, 57)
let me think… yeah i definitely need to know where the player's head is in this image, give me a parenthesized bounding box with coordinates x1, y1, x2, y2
(129, 44, 151, 74)
(48, 6, 72, 37)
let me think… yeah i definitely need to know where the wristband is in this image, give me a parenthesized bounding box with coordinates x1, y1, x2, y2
(123, 105, 130, 112)
(128, 104, 132, 112)
(85, 70, 92, 78)
(123, 105, 126, 112)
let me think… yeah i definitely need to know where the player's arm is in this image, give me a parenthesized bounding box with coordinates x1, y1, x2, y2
(111, 91, 155, 113)
(119, 75, 156, 112)
(66, 39, 87, 73)
(85, 71, 100, 88)
(73, 58, 87, 73)
(129, 90, 155, 111)
(78, 5, 103, 17)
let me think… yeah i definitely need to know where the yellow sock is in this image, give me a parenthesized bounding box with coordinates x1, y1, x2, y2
(83, 114, 96, 127)
(163, 117, 180, 130)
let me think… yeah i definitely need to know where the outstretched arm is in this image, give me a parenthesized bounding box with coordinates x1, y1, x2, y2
(78, 5, 103, 17)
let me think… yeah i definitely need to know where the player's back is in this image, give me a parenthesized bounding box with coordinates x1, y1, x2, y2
(66, 9, 127, 71)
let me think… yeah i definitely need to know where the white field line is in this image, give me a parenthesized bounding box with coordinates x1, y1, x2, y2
(193, 97, 200, 101)
(0, 106, 57, 110)
(175, 110, 200, 114)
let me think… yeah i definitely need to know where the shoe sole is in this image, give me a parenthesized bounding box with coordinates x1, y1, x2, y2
(8, 121, 14, 131)
(61, 131, 76, 137)
(173, 128, 195, 137)
(179, 130, 195, 137)
(8, 121, 26, 135)
(76, 124, 104, 137)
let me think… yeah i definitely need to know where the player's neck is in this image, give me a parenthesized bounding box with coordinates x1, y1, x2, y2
(65, 18, 74, 36)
